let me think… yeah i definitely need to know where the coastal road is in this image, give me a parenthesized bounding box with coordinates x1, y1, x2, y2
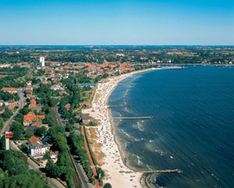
(68, 147, 94, 188)
(0, 88, 25, 137)
(81, 126, 100, 188)
(10, 141, 65, 188)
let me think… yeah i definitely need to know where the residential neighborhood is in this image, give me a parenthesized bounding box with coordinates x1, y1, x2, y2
(0, 45, 233, 188)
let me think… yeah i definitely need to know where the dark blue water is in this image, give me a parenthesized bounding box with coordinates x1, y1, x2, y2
(108, 66, 234, 188)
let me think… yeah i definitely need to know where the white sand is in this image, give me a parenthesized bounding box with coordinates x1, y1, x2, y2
(83, 68, 160, 188)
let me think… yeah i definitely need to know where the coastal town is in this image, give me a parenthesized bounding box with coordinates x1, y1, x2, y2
(0, 46, 233, 188)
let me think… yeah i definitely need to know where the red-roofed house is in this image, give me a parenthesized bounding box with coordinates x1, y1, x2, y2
(2, 101, 18, 111)
(29, 98, 36, 108)
(29, 136, 42, 144)
(31, 121, 42, 128)
(45, 68, 54, 75)
(25, 84, 33, 97)
(0, 87, 17, 94)
(23, 112, 45, 126)
(64, 65, 71, 69)
(85, 63, 92, 67)
(28, 98, 41, 112)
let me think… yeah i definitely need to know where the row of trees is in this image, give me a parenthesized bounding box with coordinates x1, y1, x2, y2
(45, 126, 75, 188)
(69, 130, 94, 182)
(10, 107, 32, 140)
(0, 109, 13, 131)
(48, 126, 67, 153)
(45, 153, 74, 187)
(0, 150, 50, 188)
(0, 91, 19, 101)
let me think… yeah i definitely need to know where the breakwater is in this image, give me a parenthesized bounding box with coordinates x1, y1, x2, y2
(113, 116, 152, 120)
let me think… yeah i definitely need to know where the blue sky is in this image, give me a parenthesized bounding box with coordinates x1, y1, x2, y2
(0, 0, 233, 45)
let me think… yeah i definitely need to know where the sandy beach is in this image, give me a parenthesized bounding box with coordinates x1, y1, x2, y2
(83, 67, 166, 188)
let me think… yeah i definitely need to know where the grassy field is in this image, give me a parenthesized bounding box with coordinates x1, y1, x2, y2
(80, 91, 90, 102)
(86, 127, 105, 166)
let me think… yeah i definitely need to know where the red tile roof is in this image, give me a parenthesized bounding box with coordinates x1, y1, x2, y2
(0, 87, 17, 91)
(29, 136, 42, 144)
(31, 121, 42, 128)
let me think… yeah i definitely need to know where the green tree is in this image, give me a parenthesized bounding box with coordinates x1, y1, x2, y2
(97, 167, 105, 179)
(0, 91, 14, 101)
(0, 150, 28, 176)
(0, 168, 7, 188)
(65, 123, 73, 132)
(24, 132, 33, 140)
(49, 127, 67, 152)
(57, 153, 71, 167)
(10, 121, 24, 140)
(20, 108, 30, 115)
(43, 115, 54, 127)
(15, 113, 23, 122)
(43, 151, 51, 160)
(54, 133, 67, 153)
(7, 171, 50, 188)
(36, 127, 47, 137)
(104, 183, 112, 188)
(45, 160, 62, 178)
(0, 118, 4, 129)
(1, 109, 13, 119)
(0, 136, 5, 150)
(48, 98, 58, 107)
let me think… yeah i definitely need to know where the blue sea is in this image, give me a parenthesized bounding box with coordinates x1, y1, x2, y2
(108, 66, 234, 188)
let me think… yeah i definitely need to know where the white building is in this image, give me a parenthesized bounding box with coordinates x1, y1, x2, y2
(28, 142, 50, 159)
(40, 56, 45, 67)
(50, 85, 64, 91)
(116, 53, 125, 57)
(0, 64, 11, 68)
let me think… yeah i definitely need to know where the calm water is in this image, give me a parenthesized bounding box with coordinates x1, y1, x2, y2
(108, 66, 234, 188)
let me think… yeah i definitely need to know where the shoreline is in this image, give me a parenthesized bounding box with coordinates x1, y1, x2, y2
(83, 67, 183, 187)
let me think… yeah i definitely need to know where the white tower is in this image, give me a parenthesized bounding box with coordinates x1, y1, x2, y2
(5, 132, 13, 150)
(40, 56, 45, 67)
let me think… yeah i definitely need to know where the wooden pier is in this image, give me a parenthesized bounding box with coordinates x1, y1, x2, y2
(120, 169, 182, 174)
(108, 105, 133, 108)
(117, 83, 135, 86)
(113, 116, 152, 120)
(142, 169, 183, 174)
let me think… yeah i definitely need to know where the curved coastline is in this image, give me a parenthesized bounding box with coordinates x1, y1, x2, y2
(84, 67, 174, 187)
(105, 70, 159, 188)
(85, 65, 234, 188)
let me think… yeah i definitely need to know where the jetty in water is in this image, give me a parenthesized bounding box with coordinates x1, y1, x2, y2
(113, 116, 152, 120)
(141, 169, 183, 174)
(117, 83, 135, 86)
(120, 169, 182, 174)
(108, 105, 133, 108)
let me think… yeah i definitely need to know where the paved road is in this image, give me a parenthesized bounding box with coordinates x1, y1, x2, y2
(0, 88, 25, 136)
(69, 147, 93, 188)
(10, 141, 65, 188)
(54, 105, 65, 127)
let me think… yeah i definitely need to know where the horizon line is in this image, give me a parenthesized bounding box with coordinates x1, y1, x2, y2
(0, 44, 234, 47)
